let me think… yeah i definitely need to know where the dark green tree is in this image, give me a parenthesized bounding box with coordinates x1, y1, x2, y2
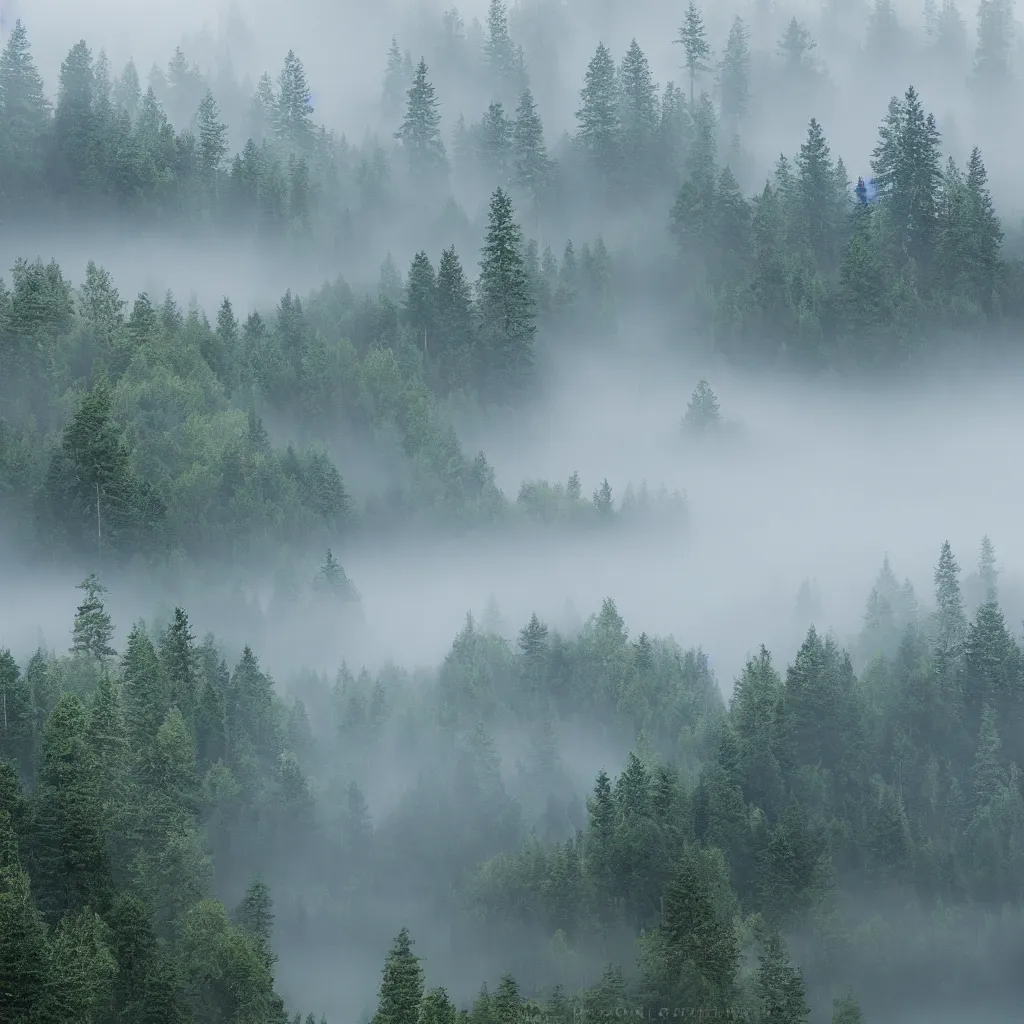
(372, 927, 425, 1024)
(396, 59, 447, 180)
(71, 574, 117, 664)
(477, 188, 536, 398)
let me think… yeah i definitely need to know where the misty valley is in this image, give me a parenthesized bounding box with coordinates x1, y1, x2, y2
(4, 1, 1024, 1024)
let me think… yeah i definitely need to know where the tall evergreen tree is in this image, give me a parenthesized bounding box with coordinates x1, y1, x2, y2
(512, 89, 551, 206)
(676, 3, 712, 104)
(576, 43, 620, 183)
(618, 40, 659, 192)
(435, 246, 476, 393)
(0, 20, 51, 200)
(275, 50, 315, 150)
(396, 59, 447, 180)
(477, 189, 536, 398)
(719, 17, 751, 129)
(70, 574, 117, 664)
(372, 927, 424, 1024)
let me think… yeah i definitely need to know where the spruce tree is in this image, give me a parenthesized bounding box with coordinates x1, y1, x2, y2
(0, 650, 34, 777)
(237, 877, 276, 967)
(483, 0, 527, 104)
(979, 535, 998, 603)
(421, 987, 459, 1024)
(372, 927, 424, 1024)
(70, 573, 117, 664)
(512, 89, 550, 206)
(777, 18, 817, 77)
(0, 20, 51, 197)
(719, 17, 751, 128)
(275, 50, 315, 150)
(396, 59, 447, 180)
(160, 608, 198, 728)
(683, 379, 721, 430)
(405, 252, 437, 353)
(479, 101, 512, 181)
(32, 693, 113, 921)
(435, 246, 476, 393)
(576, 43, 620, 183)
(197, 89, 228, 178)
(477, 188, 536, 398)
(676, 3, 712, 104)
(382, 37, 410, 122)
(618, 40, 659, 192)
(120, 622, 169, 747)
(933, 540, 967, 669)
(796, 118, 842, 268)
(756, 930, 811, 1022)
(973, 0, 1014, 92)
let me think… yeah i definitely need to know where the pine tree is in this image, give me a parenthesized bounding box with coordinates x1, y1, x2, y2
(70, 574, 117, 664)
(979, 535, 998, 603)
(197, 89, 228, 178)
(237, 877, 276, 967)
(483, 0, 527, 104)
(676, 3, 712, 104)
(0, 20, 51, 197)
(971, 703, 1005, 809)
(120, 622, 169, 746)
(619, 40, 659, 192)
(683, 379, 721, 430)
(479, 101, 512, 181)
(796, 118, 842, 268)
(383, 37, 410, 122)
(478, 188, 536, 398)
(719, 17, 751, 128)
(313, 549, 358, 603)
(576, 43, 620, 183)
(777, 18, 817, 76)
(0, 651, 34, 777)
(405, 252, 437, 353)
(373, 927, 425, 1024)
(931, 0, 968, 65)
(160, 608, 198, 728)
(831, 994, 863, 1024)
(32, 693, 113, 921)
(964, 147, 1002, 307)
(756, 930, 810, 1023)
(435, 246, 476, 393)
(396, 59, 447, 180)
(421, 987, 459, 1024)
(275, 50, 315, 150)
(512, 89, 550, 205)
(113, 59, 141, 117)
(973, 0, 1014, 92)
(933, 541, 967, 670)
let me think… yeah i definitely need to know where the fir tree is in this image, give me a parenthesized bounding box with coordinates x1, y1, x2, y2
(477, 188, 536, 398)
(676, 3, 712, 104)
(396, 59, 447, 179)
(756, 930, 811, 1022)
(0, 20, 51, 197)
(435, 246, 476, 393)
(512, 89, 550, 205)
(197, 89, 228, 178)
(372, 927, 425, 1024)
(70, 574, 117, 664)
(405, 252, 437, 353)
(479, 101, 512, 181)
(683, 379, 721, 430)
(719, 17, 751, 128)
(576, 43, 620, 183)
(275, 50, 315, 150)
(618, 40, 659, 191)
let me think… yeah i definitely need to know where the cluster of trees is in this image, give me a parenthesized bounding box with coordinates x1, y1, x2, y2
(8, 534, 1024, 1021)
(0, 250, 684, 564)
(4, 6, 1024, 377)
(0, 575, 329, 1022)
(670, 90, 1016, 366)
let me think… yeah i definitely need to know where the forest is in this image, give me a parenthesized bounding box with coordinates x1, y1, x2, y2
(4, 0, 1024, 1021)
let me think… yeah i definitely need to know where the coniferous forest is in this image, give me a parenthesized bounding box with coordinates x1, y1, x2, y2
(4, 1, 1024, 1022)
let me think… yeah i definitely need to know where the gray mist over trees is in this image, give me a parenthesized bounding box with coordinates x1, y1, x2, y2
(5, 2, 1024, 1024)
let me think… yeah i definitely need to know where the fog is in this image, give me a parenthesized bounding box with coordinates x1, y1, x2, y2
(5, 0, 1024, 1021)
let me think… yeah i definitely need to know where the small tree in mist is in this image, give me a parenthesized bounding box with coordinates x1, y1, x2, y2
(71, 574, 117, 665)
(313, 550, 358, 604)
(237, 877, 276, 968)
(831, 993, 863, 1024)
(682, 379, 721, 432)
